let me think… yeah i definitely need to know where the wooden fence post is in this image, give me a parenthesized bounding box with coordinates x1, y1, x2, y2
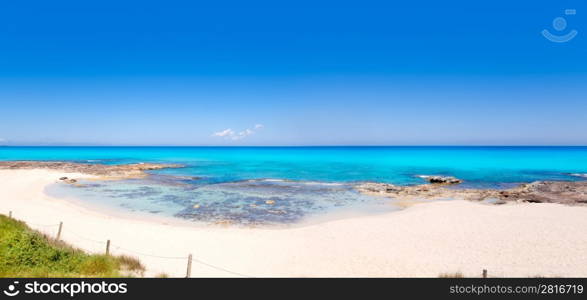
(482, 269, 487, 278)
(56, 222, 63, 240)
(186, 254, 193, 278)
(106, 240, 111, 255)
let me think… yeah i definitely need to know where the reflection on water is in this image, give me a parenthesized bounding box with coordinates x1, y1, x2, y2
(46, 175, 395, 226)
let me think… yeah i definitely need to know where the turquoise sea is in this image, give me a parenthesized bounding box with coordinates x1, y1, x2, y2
(2, 146, 587, 225)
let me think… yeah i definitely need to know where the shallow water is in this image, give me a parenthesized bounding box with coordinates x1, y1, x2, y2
(46, 176, 395, 226)
(5, 146, 587, 225)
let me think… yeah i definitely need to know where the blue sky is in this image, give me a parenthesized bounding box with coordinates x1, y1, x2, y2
(0, 0, 585, 146)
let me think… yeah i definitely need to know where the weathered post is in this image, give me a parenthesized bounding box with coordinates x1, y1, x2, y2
(482, 269, 488, 278)
(186, 254, 193, 278)
(106, 240, 111, 255)
(8, 211, 12, 218)
(56, 222, 63, 240)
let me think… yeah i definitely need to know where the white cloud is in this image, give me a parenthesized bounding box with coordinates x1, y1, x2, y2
(212, 129, 235, 138)
(212, 124, 264, 141)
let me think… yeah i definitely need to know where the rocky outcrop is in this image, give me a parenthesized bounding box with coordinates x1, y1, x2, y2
(356, 180, 587, 205)
(356, 182, 498, 201)
(0, 161, 183, 179)
(498, 181, 587, 205)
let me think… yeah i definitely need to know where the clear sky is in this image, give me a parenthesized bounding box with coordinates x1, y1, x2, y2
(0, 0, 585, 146)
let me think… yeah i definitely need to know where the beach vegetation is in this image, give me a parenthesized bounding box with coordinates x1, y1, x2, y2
(0, 215, 144, 277)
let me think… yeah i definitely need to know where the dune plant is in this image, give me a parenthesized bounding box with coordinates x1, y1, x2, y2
(0, 215, 144, 277)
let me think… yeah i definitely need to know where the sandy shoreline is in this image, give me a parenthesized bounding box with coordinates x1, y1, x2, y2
(1, 168, 587, 277)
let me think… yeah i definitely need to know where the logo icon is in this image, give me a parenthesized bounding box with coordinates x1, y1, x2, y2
(3, 281, 20, 297)
(542, 9, 578, 43)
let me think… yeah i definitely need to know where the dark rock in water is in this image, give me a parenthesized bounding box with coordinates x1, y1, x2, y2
(67, 179, 77, 183)
(420, 175, 463, 185)
(59, 177, 68, 180)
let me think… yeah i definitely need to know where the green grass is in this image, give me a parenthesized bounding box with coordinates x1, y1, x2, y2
(0, 215, 145, 277)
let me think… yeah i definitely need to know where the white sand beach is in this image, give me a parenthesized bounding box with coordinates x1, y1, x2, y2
(1, 169, 587, 278)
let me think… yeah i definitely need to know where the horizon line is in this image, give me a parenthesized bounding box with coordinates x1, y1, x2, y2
(2, 145, 587, 148)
